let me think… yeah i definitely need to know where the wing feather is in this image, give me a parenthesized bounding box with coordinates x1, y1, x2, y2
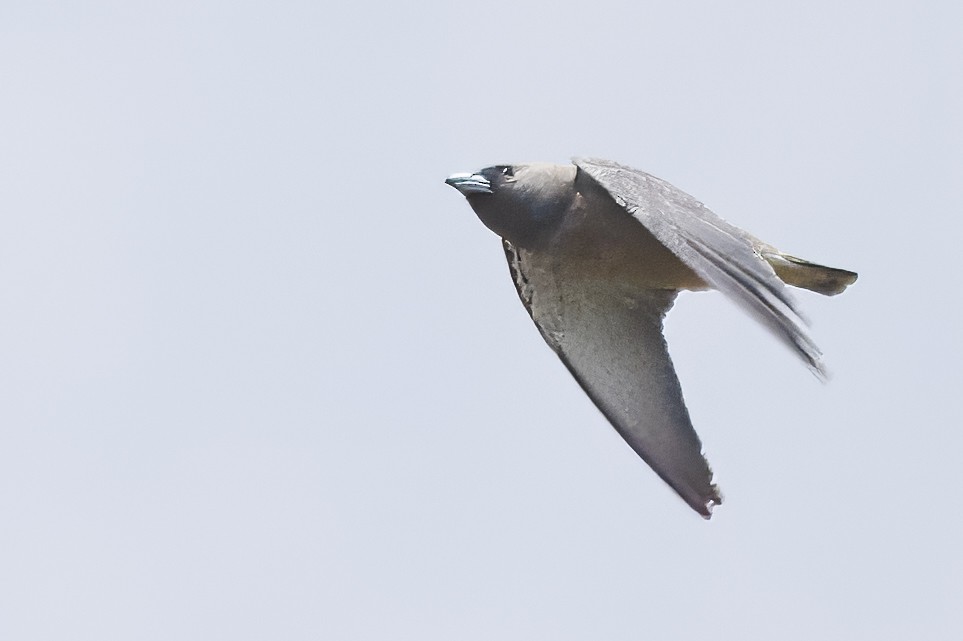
(505, 240, 722, 518)
(573, 157, 825, 377)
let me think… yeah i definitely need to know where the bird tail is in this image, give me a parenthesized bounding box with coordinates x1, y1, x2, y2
(763, 252, 858, 296)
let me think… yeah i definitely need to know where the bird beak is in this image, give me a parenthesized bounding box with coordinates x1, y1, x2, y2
(445, 172, 492, 195)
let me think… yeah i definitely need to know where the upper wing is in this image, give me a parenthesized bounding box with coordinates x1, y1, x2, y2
(573, 157, 825, 377)
(505, 241, 722, 518)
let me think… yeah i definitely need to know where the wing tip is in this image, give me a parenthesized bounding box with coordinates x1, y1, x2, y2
(696, 485, 724, 520)
(810, 359, 831, 383)
(798, 339, 830, 382)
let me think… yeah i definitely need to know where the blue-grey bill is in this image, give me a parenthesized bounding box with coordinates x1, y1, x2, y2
(445, 172, 492, 194)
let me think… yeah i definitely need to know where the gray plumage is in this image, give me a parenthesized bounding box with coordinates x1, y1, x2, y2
(446, 158, 857, 518)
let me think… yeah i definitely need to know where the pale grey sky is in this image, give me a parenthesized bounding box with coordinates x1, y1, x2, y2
(1, 2, 961, 639)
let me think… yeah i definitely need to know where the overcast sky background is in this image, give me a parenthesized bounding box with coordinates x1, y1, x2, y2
(2, 2, 961, 639)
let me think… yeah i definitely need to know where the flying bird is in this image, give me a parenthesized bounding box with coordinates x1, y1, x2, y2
(446, 158, 857, 518)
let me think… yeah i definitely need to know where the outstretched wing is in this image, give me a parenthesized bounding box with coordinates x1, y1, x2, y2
(505, 241, 722, 518)
(573, 157, 825, 377)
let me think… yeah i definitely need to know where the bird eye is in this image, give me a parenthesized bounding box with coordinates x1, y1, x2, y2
(500, 166, 514, 177)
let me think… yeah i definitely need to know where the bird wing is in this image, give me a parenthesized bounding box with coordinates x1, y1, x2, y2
(573, 157, 825, 377)
(504, 240, 722, 518)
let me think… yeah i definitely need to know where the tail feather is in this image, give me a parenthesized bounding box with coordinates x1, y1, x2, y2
(763, 253, 858, 296)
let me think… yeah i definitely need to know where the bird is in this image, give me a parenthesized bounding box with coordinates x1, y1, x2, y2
(445, 157, 857, 518)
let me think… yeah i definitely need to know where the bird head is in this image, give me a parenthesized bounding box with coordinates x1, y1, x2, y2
(446, 163, 577, 248)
